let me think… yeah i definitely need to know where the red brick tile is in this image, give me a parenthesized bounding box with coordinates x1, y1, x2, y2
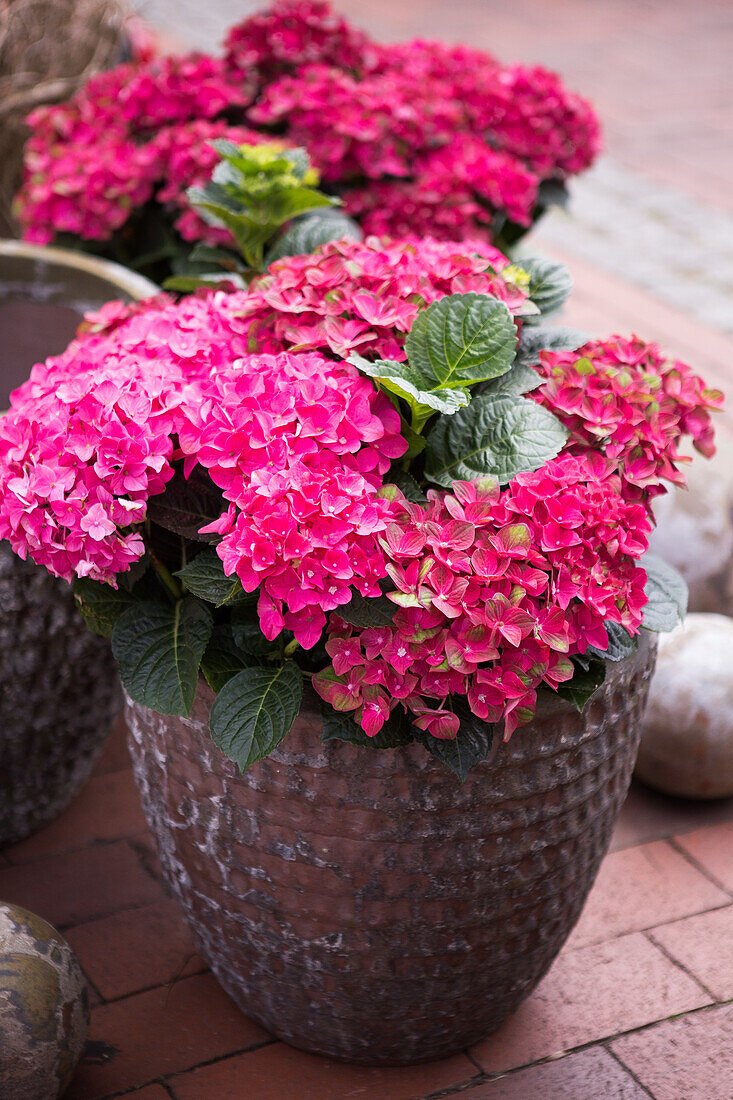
(611, 1004, 733, 1100)
(92, 714, 132, 776)
(65, 898, 206, 1002)
(5, 769, 147, 864)
(650, 904, 733, 1000)
(566, 840, 729, 949)
(458, 1046, 647, 1098)
(470, 933, 710, 1076)
(675, 822, 733, 892)
(170, 1042, 477, 1100)
(65, 972, 269, 1099)
(610, 780, 733, 853)
(0, 841, 164, 929)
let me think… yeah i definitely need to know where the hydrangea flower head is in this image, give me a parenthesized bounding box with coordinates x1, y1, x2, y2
(230, 235, 533, 362)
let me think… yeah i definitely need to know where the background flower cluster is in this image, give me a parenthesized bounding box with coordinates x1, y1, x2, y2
(15, 0, 601, 258)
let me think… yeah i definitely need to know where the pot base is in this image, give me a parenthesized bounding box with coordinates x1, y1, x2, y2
(127, 637, 655, 1065)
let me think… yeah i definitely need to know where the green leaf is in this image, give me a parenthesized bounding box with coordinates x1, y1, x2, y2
(265, 208, 362, 265)
(112, 598, 213, 716)
(176, 548, 250, 607)
(477, 361, 542, 398)
(188, 243, 243, 271)
(73, 578, 139, 639)
(537, 179, 570, 210)
(555, 660, 607, 712)
(163, 273, 246, 293)
(404, 293, 518, 391)
(386, 471, 426, 502)
(641, 553, 688, 633)
(320, 703, 414, 749)
(424, 393, 568, 487)
(230, 609, 278, 660)
(337, 590, 396, 628)
(349, 354, 470, 415)
(515, 325, 589, 367)
(209, 663, 303, 771)
(413, 703, 496, 781)
(146, 467, 224, 542)
(522, 257, 573, 317)
(201, 624, 251, 692)
(587, 622, 639, 663)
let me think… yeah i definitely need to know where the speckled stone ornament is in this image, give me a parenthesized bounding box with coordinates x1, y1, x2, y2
(0, 902, 89, 1099)
(636, 613, 733, 799)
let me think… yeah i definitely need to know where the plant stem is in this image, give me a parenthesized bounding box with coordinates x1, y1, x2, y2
(283, 638, 300, 658)
(151, 552, 182, 601)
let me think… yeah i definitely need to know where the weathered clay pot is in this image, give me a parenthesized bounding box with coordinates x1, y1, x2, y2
(127, 635, 655, 1065)
(0, 240, 156, 846)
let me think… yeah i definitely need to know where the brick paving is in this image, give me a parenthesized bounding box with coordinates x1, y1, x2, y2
(0, 715, 731, 1099)
(2, 2, 730, 1095)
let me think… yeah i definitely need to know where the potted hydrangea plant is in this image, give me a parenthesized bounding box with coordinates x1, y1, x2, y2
(0, 208, 720, 1060)
(14, 0, 600, 279)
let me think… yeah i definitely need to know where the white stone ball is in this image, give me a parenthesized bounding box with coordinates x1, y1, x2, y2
(636, 613, 733, 798)
(649, 434, 733, 615)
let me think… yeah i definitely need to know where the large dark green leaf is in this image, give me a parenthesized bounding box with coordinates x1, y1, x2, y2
(230, 608, 279, 660)
(73, 578, 139, 639)
(641, 553, 688, 633)
(424, 393, 568, 486)
(337, 590, 396, 628)
(404, 293, 518, 390)
(477, 361, 542, 398)
(209, 663, 303, 771)
(112, 598, 213, 716)
(413, 703, 496, 781)
(146, 467, 224, 542)
(200, 624, 251, 692)
(385, 470, 426, 502)
(522, 257, 573, 317)
(587, 621, 639, 663)
(176, 548, 250, 607)
(515, 324, 589, 367)
(320, 704, 413, 749)
(555, 660, 607, 712)
(265, 208, 362, 265)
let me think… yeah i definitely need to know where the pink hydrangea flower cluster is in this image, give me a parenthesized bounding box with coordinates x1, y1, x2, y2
(223, 0, 372, 78)
(232, 235, 534, 361)
(16, 1, 600, 251)
(344, 139, 540, 242)
(17, 55, 252, 244)
(314, 456, 650, 740)
(178, 352, 406, 648)
(534, 337, 723, 500)
(0, 292, 252, 580)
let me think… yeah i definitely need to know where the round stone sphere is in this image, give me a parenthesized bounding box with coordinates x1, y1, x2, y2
(649, 434, 733, 615)
(0, 902, 89, 1099)
(636, 614, 733, 799)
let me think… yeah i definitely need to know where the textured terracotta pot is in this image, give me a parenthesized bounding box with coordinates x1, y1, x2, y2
(0, 240, 157, 846)
(126, 635, 655, 1066)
